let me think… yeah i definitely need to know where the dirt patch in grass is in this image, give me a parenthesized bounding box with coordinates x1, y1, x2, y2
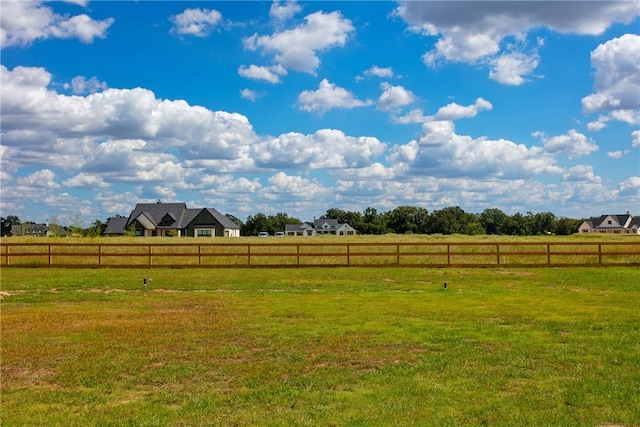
(493, 270, 533, 276)
(0, 290, 25, 299)
(2, 365, 59, 388)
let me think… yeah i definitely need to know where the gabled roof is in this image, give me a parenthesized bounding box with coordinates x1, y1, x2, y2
(591, 214, 632, 228)
(314, 219, 340, 230)
(206, 208, 240, 229)
(127, 203, 187, 229)
(9, 223, 69, 236)
(285, 223, 312, 232)
(104, 216, 128, 235)
(125, 203, 239, 230)
(10, 224, 48, 235)
(183, 207, 240, 229)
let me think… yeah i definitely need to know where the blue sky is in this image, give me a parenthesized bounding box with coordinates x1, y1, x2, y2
(1, 1, 639, 225)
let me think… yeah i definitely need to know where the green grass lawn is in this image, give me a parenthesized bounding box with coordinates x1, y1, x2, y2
(1, 267, 639, 426)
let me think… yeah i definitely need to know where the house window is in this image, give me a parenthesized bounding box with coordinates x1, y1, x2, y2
(197, 229, 213, 237)
(607, 220, 612, 225)
(202, 212, 209, 220)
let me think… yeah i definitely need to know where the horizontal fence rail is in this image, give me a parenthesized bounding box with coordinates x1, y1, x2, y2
(1, 241, 640, 268)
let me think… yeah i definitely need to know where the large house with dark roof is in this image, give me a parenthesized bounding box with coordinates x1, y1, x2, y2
(578, 213, 640, 235)
(105, 202, 240, 237)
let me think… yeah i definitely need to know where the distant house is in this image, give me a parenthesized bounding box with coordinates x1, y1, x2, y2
(9, 223, 69, 237)
(284, 219, 357, 236)
(578, 213, 640, 235)
(105, 202, 240, 237)
(284, 223, 316, 236)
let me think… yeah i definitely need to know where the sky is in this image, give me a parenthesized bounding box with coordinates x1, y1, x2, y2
(1, 0, 639, 226)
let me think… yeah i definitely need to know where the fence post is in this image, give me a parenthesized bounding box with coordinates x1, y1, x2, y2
(547, 244, 551, 266)
(496, 244, 500, 266)
(347, 244, 351, 266)
(98, 244, 102, 267)
(148, 244, 152, 267)
(598, 244, 602, 265)
(447, 244, 451, 266)
(297, 244, 300, 267)
(397, 244, 400, 266)
(4, 245, 8, 266)
(48, 244, 52, 268)
(198, 245, 202, 266)
(248, 243, 251, 266)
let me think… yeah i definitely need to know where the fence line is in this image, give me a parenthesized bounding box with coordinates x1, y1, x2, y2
(2, 241, 639, 268)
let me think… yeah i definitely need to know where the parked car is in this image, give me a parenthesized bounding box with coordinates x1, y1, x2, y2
(274, 232, 284, 237)
(258, 232, 269, 237)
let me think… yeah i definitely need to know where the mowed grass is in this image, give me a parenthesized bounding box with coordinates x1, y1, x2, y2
(1, 266, 639, 426)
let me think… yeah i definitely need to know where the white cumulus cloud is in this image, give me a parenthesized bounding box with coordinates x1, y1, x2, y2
(68, 75, 108, 95)
(240, 89, 261, 102)
(238, 64, 287, 83)
(537, 129, 599, 159)
(434, 97, 493, 121)
(243, 11, 353, 74)
(562, 165, 602, 183)
(252, 129, 386, 169)
(270, 0, 302, 23)
(388, 120, 561, 179)
(63, 172, 110, 188)
(396, 1, 639, 84)
(582, 34, 640, 124)
(170, 8, 222, 37)
(263, 172, 330, 201)
(298, 79, 373, 114)
(489, 52, 540, 85)
(0, 0, 114, 47)
(377, 83, 416, 112)
(364, 66, 394, 78)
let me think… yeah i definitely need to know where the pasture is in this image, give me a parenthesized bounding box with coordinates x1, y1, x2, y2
(1, 236, 639, 426)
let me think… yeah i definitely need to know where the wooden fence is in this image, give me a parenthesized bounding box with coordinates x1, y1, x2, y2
(1, 241, 640, 268)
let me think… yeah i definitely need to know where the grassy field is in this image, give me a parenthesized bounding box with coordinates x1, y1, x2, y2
(1, 263, 639, 425)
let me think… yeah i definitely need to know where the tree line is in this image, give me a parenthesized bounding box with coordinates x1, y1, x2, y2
(241, 206, 583, 236)
(1, 206, 584, 238)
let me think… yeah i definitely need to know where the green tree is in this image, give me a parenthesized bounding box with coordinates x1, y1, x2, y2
(84, 219, 109, 237)
(385, 206, 429, 234)
(225, 214, 244, 228)
(360, 207, 388, 235)
(429, 206, 473, 235)
(503, 212, 530, 235)
(465, 221, 486, 235)
(242, 213, 269, 236)
(242, 213, 301, 236)
(268, 212, 301, 234)
(479, 208, 509, 235)
(555, 217, 581, 235)
(531, 212, 556, 235)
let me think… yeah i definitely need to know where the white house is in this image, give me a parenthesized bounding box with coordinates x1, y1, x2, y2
(578, 213, 639, 235)
(284, 219, 357, 236)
